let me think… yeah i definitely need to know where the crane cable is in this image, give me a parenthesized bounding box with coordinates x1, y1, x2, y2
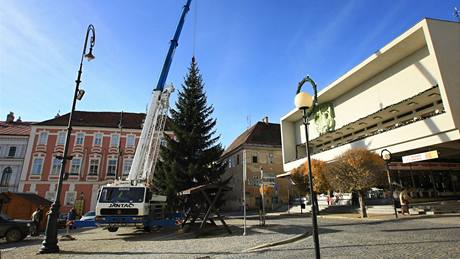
(192, 0, 198, 57)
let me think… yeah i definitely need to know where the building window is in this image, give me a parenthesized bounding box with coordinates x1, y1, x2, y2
(64, 191, 77, 206)
(0, 167, 12, 187)
(123, 159, 133, 176)
(236, 154, 240, 165)
(228, 158, 233, 168)
(252, 154, 258, 163)
(75, 133, 84, 145)
(38, 132, 48, 145)
(32, 158, 44, 175)
(107, 159, 117, 176)
(51, 158, 61, 175)
(88, 159, 99, 176)
(111, 134, 119, 147)
(94, 133, 102, 146)
(57, 132, 66, 145)
(8, 146, 16, 157)
(268, 153, 274, 164)
(70, 158, 81, 175)
(126, 135, 135, 148)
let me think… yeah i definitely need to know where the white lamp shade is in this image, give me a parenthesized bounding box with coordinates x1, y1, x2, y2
(295, 92, 313, 109)
(382, 153, 391, 161)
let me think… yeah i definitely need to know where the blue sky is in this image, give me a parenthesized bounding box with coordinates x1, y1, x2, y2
(1, 0, 459, 147)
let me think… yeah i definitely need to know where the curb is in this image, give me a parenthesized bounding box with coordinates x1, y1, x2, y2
(243, 230, 310, 252)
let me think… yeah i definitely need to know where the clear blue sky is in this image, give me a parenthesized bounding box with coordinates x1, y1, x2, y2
(1, 0, 459, 147)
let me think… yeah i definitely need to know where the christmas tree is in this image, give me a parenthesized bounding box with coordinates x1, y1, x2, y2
(155, 57, 227, 208)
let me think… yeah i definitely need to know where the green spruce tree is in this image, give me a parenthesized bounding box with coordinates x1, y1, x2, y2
(155, 57, 227, 208)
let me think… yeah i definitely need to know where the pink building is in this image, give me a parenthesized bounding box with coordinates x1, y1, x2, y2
(19, 111, 144, 215)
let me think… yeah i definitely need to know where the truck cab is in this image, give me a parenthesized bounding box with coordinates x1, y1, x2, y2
(95, 185, 166, 232)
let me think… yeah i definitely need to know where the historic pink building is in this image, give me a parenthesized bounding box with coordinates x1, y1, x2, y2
(19, 111, 144, 215)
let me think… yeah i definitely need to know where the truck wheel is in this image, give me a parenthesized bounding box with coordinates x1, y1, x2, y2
(5, 228, 23, 242)
(107, 227, 119, 232)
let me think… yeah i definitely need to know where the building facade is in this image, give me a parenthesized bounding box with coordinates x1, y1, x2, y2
(0, 112, 32, 193)
(281, 19, 460, 199)
(19, 111, 145, 215)
(222, 118, 290, 211)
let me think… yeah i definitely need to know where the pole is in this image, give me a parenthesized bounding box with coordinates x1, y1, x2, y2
(39, 24, 95, 254)
(303, 108, 320, 259)
(385, 161, 398, 219)
(381, 149, 398, 219)
(287, 179, 290, 214)
(243, 150, 247, 236)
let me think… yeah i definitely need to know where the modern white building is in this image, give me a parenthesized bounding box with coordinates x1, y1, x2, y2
(281, 19, 460, 197)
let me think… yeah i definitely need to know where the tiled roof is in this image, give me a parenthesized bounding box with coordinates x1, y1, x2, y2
(222, 122, 281, 157)
(35, 111, 146, 129)
(0, 121, 32, 136)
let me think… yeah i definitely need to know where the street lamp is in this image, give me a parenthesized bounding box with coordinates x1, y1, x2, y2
(40, 24, 96, 254)
(380, 149, 398, 219)
(294, 75, 320, 259)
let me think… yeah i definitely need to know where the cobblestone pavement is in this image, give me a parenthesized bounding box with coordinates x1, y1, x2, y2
(1, 214, 459, 258)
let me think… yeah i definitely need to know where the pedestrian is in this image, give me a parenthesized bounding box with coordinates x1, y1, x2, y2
(31, 206, 43, 236)
(351, 192, 359, 208)
(67, 208, 77, 229)
(399, 188, 411, 215)
(334, 193, 340, 205)
(393, 188, 401, 208)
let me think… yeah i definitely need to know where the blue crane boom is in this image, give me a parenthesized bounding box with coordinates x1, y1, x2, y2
(155, 0, 192, 91)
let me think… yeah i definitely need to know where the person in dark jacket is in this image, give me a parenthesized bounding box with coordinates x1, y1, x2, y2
(66, 208, 77, 229)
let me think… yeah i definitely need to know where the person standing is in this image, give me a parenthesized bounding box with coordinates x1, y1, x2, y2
(66, 208, 77, 229)
(399, 189, 411, 215)
(31, 206, 43, 236)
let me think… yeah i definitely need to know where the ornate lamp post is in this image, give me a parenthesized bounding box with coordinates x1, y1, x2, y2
(40, 24, 96, 254)
(381, 149, 398, 219)
(294, 75, 320, 259)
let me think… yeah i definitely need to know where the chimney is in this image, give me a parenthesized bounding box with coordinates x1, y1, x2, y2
(262, 116, 269, 124)
(6, 112, 14, 123)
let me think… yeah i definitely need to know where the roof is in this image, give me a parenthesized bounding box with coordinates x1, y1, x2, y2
(1, 192, 52, 206)
(35, 111, 146, 129)
(223, 121, 281, 157)
(0, 121, 32, 136)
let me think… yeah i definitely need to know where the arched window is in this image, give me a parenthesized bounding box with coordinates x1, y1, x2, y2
(0, 167, 12, 187)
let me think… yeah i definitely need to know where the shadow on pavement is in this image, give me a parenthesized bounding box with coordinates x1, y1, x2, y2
(266, 239, 460, 252)
(0, 238, 42, 250)
(381, 226, 460, 232)
(59, 250, 235, 256)
(320, 214, 460, 228)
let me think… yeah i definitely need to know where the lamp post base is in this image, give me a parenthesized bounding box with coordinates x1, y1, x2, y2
(39, 243, 60, 254)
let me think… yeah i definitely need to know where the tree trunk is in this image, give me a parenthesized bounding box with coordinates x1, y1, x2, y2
(358, 190, 367, 218)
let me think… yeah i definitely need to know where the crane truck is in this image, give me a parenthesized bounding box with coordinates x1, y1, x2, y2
(95, 0, 192, 232)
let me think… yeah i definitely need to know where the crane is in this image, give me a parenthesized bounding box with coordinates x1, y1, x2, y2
(95, 0, 192, 233)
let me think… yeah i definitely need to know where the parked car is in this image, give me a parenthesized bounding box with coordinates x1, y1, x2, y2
(0, 214, 31, 242)
(80, 211, 95, 221)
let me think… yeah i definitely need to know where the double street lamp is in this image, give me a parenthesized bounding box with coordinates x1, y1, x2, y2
(294, 76, 320, 259)
(381, 149, 398, 219)
(40, 24, 96, 254)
